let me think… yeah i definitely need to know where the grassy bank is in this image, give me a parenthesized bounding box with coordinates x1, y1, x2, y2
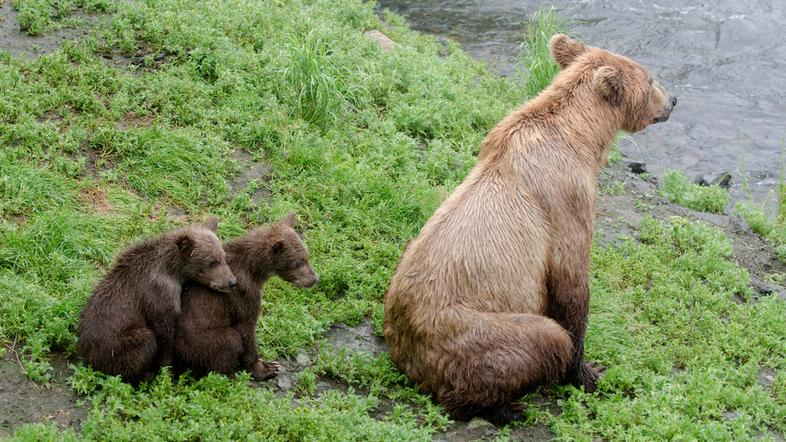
(1, 1, 784, 440)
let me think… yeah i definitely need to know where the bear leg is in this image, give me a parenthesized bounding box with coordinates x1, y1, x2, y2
(434, 313, 573, 425)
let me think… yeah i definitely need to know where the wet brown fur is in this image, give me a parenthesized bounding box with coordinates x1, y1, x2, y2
(77, 219, 236, 383)
(383, 34, 675, 425)
(174, 212, 318, 380)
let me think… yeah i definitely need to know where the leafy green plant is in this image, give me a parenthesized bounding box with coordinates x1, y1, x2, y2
(519, 7, 566, 98)
(660, 169, 730, 213)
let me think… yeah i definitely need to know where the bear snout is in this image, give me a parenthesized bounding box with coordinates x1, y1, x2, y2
(298, 269, 319, 288)
(653, 96, 676, 123)
(210, 276, 236, 293)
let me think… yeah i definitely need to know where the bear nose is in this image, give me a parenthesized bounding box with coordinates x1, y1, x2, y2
(229, 278, 237, 288)
(671, 96, 677, 107)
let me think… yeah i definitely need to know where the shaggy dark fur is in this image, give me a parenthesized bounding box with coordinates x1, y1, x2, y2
(77, 218, 236, 383)
(174, 212, 318, 380)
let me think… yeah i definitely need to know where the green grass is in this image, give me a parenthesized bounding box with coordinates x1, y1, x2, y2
(1, 0, 783, 440)
(660, 169, 731, 213)
(519, 7, 565, 98)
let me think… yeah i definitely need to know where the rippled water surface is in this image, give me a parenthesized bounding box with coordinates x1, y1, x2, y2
(377, 0, 786, 201)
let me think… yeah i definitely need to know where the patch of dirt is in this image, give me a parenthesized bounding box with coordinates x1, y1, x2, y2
(229, 149, 272, 205)
(0, 1, 102, 59)
(325, 319, 387, 357)
(0, 347, 86, 437)
(77, 187, 113, 214)
(596, 159, 786, 299)
(100, 48, 174, 74)
(117, 113, 155, 130)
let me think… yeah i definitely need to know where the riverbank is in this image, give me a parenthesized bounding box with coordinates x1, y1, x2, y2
(0, 1, 783, 440)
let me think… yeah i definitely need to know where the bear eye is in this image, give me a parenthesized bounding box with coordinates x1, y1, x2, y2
(648, 78, 654, 85)
(209, 259, 219, 268)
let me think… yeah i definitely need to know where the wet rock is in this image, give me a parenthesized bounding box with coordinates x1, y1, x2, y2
(364, 30, 398, 52)
(713, 172, 732, 189)
(628, 162, 647, 174)
(693, 171, 732, 189)
(750, 277, 786, 301)
(693, 174, 711, 186)
(325, 320, 388, 356)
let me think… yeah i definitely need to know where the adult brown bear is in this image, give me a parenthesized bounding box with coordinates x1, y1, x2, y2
(383, 34, 675, 425)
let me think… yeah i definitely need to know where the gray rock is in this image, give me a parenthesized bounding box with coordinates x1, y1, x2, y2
(364, 30, 398, 52)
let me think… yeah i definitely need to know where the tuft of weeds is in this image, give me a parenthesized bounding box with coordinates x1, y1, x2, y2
(660, 169, 730, 213)
(285, 32, 343, 131)
(518, 7, 565, 98)
(736, 165, 786, 264)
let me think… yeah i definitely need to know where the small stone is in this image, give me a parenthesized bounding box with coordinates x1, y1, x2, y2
(693, 174, 711, 186)
(276, 374, 292, 391)
(466, 417, 495, 430)
(722, 411, 740, 420)
(295, 352, 310, 367)
(628, 162, 647, 174)
(364, 30, 398, 52)
(315, 381, 333, 394)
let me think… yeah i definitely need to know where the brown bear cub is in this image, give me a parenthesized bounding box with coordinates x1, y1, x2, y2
(384, 34, 676, 425)
(77, 218, 236, 383)
(174, 212, 318, 381)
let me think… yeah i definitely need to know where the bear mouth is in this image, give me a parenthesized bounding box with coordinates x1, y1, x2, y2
(210, 283, 233, 293)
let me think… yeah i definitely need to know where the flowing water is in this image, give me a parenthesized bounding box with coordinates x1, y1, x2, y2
(377, 0, 786, 204)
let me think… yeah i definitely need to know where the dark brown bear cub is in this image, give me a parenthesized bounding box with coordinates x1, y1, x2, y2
(77, 218, 236, 383)
(174, 212, 318, 380)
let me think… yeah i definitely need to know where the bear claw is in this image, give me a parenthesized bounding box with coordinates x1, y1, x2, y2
(252, 359, 280, 381)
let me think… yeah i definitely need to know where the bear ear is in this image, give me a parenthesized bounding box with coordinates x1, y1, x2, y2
(272, 239, 286, 255)
(549, 34, 588, 69)
(176, 234, 194, 254)
(281, 211, 296, 227)
(204, 216, 219, 233)
(594, 65, 624, 106)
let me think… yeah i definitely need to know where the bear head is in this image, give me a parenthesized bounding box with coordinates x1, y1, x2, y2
(549, 33, 676, 133)
(268, 211, 319, 288)
(175, 218, 237, 293)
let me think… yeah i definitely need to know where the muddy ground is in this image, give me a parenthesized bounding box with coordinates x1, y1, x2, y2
(0, 1, 103, 60)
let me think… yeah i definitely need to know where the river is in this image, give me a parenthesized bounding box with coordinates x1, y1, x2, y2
(376, 0, 786, 205)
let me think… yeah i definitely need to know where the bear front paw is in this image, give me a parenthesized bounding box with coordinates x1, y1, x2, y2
(252, 359, 280, 381)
